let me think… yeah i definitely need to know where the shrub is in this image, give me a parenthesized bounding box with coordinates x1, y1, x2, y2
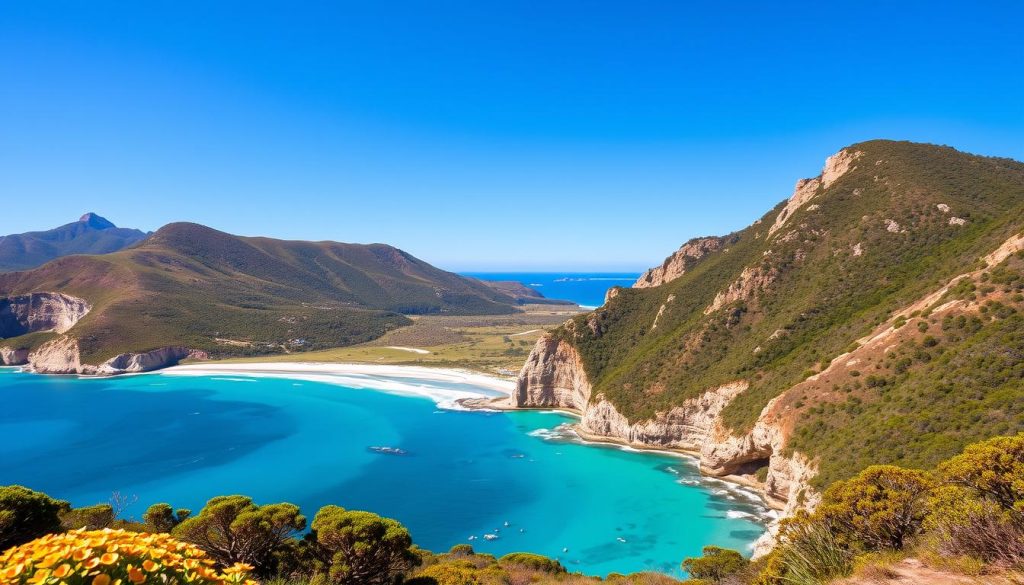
(498, 552, 566, 574)
(926, 485, 1024, 566)
(0, 528, 256, 585)
(62, 504, 115, 530)
(938, 433, 1024, 519)
(143, 503, 191, 533)
(681, 546, 747, 581)
(308, 505, 418, 585)
(0, 485, 70, 550)
(817, 465, 933, 550)
(408, 564, 480, 585)
(173, 496, 306, 575)
(754, 518, 853, 584)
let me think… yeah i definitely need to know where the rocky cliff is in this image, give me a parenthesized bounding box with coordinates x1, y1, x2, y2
(2, 335, 208, 375)
(0, 292, 91, 337)
(633, 237, 724, 289)
(511, 336, 805, 509)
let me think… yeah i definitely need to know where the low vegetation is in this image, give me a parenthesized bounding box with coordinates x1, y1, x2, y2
(227, 305, 580, 375)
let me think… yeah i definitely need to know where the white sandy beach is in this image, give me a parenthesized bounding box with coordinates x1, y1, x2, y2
(162, 362, 514, 409)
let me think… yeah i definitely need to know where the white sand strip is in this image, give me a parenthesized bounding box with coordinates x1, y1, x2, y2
(384, 346, 431, 354)
(509, 329, 542, 337)
(161, 362, 514, 409)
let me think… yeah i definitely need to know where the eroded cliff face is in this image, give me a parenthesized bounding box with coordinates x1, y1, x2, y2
(512, 335, 811, 511)
(3, 334, 208, 375)
(512, 334, 817, 555)
(633, 237, 724, 289)
(0, 292, 91, 337)
(512, 335, 592, 410)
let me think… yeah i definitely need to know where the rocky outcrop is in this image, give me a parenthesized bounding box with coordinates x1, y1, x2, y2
(634, 237, 724, 289)
(704, 265, 777, 315)
(96, 347, 208, 375)
(0, 346, 29, 365)
(578, 382, 747, 451)
(512, 333, 816, 556)
(512, 336, 591, 410)
(512, 335, 810, 511)
(768, 148, 861, 237)
(0, 292, 91, 337)
(24, 335, 206, 375)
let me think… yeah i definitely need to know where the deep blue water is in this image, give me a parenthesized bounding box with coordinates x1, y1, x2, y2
(463, 272, 641, 308)
(0, 367, 767, 576)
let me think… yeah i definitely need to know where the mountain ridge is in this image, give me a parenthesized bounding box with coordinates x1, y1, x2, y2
(0, 221, 526, 373)
(0, 213, 149, 272)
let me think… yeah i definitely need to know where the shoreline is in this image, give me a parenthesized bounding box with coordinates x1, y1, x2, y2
(163, 361, 515, 409)
(462, 396, 782, 515)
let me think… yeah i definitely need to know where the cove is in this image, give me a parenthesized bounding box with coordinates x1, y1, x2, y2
(0, 366, 767, 576)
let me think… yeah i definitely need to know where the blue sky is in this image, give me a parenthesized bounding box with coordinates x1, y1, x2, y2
(2, 1, 1022, 271)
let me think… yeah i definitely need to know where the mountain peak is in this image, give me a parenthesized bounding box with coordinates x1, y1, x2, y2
(79, 213, 116, 229)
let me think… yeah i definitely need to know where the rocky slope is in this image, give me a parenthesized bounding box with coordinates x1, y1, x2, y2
(509, 140, 1024, 543)
(0, 213, 148, 272)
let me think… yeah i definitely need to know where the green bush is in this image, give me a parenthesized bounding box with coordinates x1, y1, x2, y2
(0, 485, 69, 550)
(681, 546, 747, 581)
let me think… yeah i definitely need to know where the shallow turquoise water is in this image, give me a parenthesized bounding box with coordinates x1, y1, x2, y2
(0, 367, 766, 576)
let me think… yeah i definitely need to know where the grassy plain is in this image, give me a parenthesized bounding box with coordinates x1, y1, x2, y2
(215, 304, 582, 376)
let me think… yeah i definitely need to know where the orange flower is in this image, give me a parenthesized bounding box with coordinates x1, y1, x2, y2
(92, 574, 112, 585)
(2, 563, 25, 579)
(142, 559, 159, 572)
(128, 566, 146, 584)
(52, 564, 73, 578)
(100, 552, 120, 565)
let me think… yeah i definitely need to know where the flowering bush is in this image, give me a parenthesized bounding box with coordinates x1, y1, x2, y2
(0, 528, 256, 585)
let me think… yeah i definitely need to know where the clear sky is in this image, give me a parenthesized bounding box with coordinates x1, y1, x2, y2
(2, 1, 1022, 271)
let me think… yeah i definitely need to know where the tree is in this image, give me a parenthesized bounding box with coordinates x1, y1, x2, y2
(61, 503, 115, 530)
(497, 552, 565, 574)
(172, 495, 305, 575)
(817, 465, 933, 550)
(143, 503, 191, 533)
(0, 485, 70, 549)
(681, 546, 747, 582)
(310, 505, 419, 585)
(938, 433, 1024, 520)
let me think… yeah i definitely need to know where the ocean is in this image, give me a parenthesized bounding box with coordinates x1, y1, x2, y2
(0, 367, 767, 576)
(462, 272, 642, 308)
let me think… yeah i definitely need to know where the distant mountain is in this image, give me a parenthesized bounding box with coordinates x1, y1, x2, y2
(512, 140, 1024, 513)
(0, 213, 150, 272)
(0, 222, 521, 373)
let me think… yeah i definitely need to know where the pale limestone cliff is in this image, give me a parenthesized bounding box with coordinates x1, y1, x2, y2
(0, 292, 91, 337)
(634, 237, 724, 289)
(512, 334, 817, 556)
(0, 346, 29, 365)
(24, 335, 206, 375)
(512, 336, 591, 410)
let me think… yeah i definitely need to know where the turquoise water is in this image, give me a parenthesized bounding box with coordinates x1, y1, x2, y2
(0, 367, 766, 576)
(462, 272, 641, 308)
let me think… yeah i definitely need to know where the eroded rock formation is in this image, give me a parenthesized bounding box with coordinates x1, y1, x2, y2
(0, 292, 91, 337)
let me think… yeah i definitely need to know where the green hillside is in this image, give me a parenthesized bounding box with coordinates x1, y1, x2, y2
(554, 140, 1024, 485)
(0, 222, 520, 362)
